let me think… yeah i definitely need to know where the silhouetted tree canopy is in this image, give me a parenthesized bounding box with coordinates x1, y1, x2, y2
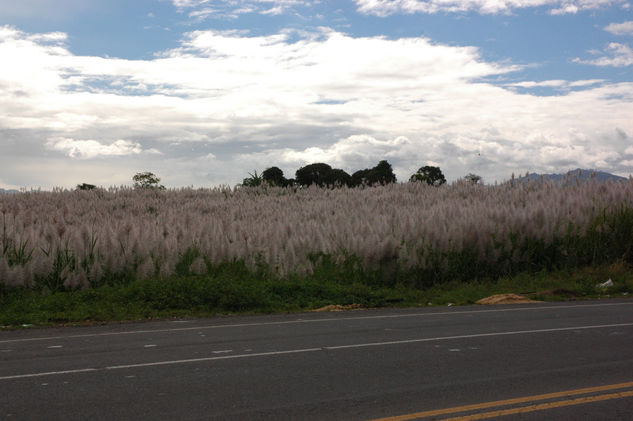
(76, 183, 96, 191)
(350, 169, 367, 187)
(367, 160, 397, 185)
(410, 166, 446, 186)
(295, 163, 332, 187)
(133, 172, 165, 190)
(464, 173, 482, 184)
(295, 163, 352, 187)
(327, 168, 352, 187)
(249, 160, 396, 189)
(262, 167, 288, 187)
(351, 160, 397, 187)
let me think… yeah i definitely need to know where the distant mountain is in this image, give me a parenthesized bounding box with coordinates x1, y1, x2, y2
(518, 169, 628, 184)
(0, 188, 20, 194)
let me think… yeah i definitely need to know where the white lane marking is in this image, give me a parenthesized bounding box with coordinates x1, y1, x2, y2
(323, 322, 633, 350)
(0, 368, 97, 380)
(105, 348, 321, 370)
(212, 350, 232, 354)
(1, 301, 632, 344)
(47, 345, 63, 349)
(2, 322, 633, 381)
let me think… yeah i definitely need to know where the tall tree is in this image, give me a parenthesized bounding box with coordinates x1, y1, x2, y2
(351, 160, 397, 187)
(295, 163, 333, 187)
(262, 167, 288, 187)
(76, 183, 96, 191)
(464, 173, 482, 184)
(410, 166, 446, 186)
(367, 160, 397, 185)
(133, 172, 165, 190)
(351, 169, 370, 187)
(326, 168, 352, 187)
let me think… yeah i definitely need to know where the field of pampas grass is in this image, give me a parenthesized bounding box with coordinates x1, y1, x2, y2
(1, 177, 633, 292)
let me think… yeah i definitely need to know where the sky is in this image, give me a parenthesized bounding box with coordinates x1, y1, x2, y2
(0, 0, 632, 189)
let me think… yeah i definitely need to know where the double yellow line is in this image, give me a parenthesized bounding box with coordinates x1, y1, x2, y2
(371, 381, 633, 421)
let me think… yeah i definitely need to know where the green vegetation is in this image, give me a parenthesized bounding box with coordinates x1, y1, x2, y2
(76, 183, 96, 191)
(242, 160, 399, 188)
(241, 170, 264, 187)
(133, 171, 165, 190)
(409, 165, 446, 186)
(2, 177, 633, 328)
(1, 260, 631, 328)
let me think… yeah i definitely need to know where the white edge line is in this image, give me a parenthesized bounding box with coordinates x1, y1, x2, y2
(2, 322, 633, 381)
(1, 301, 632, 344)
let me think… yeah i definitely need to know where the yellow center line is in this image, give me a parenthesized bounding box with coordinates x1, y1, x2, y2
(442, 390, 633, 421)
(370, 381, 633, 421)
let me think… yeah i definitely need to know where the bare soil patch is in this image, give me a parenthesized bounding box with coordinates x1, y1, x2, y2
(476, 293, 541, 305)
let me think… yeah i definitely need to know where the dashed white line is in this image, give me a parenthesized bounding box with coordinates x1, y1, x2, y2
(2, 322, 633, 381)
(0, 368, 98, 380)
(105, 348, 322, 370)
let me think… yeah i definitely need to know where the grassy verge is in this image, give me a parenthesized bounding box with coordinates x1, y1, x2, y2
(2, 261, 632, 329)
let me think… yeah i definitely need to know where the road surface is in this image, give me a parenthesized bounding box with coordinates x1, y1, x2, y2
(1, 299, 633, 420)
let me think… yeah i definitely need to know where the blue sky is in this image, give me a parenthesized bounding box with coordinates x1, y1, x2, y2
(0, 0, 632, 188)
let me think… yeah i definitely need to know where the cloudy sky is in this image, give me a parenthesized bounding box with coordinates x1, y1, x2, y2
(0, 0, 632, 189)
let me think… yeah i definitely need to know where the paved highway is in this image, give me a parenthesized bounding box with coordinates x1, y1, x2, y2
(1, 299, 633, 420)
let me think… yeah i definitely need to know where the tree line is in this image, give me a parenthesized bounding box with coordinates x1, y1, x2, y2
(75, 164, 481, 191)
(241, 160, 454, 188)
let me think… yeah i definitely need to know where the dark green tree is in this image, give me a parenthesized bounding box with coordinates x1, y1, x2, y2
(262, 167, 288, 187)
(366, 160, 397, 185)
(464, 173, 482, 184)
(295, 163, 333, 187)
(133, 172, 165, 190)
(350, 160, 397, 187)
(351, 169, 370, 187)
(410, 166, 446, 186)
(76, 183, 96, 191)
(326, 168, 352, 187)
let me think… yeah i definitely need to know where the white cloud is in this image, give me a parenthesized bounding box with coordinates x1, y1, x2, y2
(172, 0, 310, 19)
(1, 25, 633, 188)
(549, 4, 579, 14)
(569, 79, 605, 87)
(46, 138, 153, 159)
(574, 43, 633, 67)
(507, 79, 604, 89)
(354, 0, 625, 15)
(509, 80, 568, 88)
(604, 21, 633, 36)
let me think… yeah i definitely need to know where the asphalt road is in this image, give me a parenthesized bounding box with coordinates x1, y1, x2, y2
(2, 299, 633, 420)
